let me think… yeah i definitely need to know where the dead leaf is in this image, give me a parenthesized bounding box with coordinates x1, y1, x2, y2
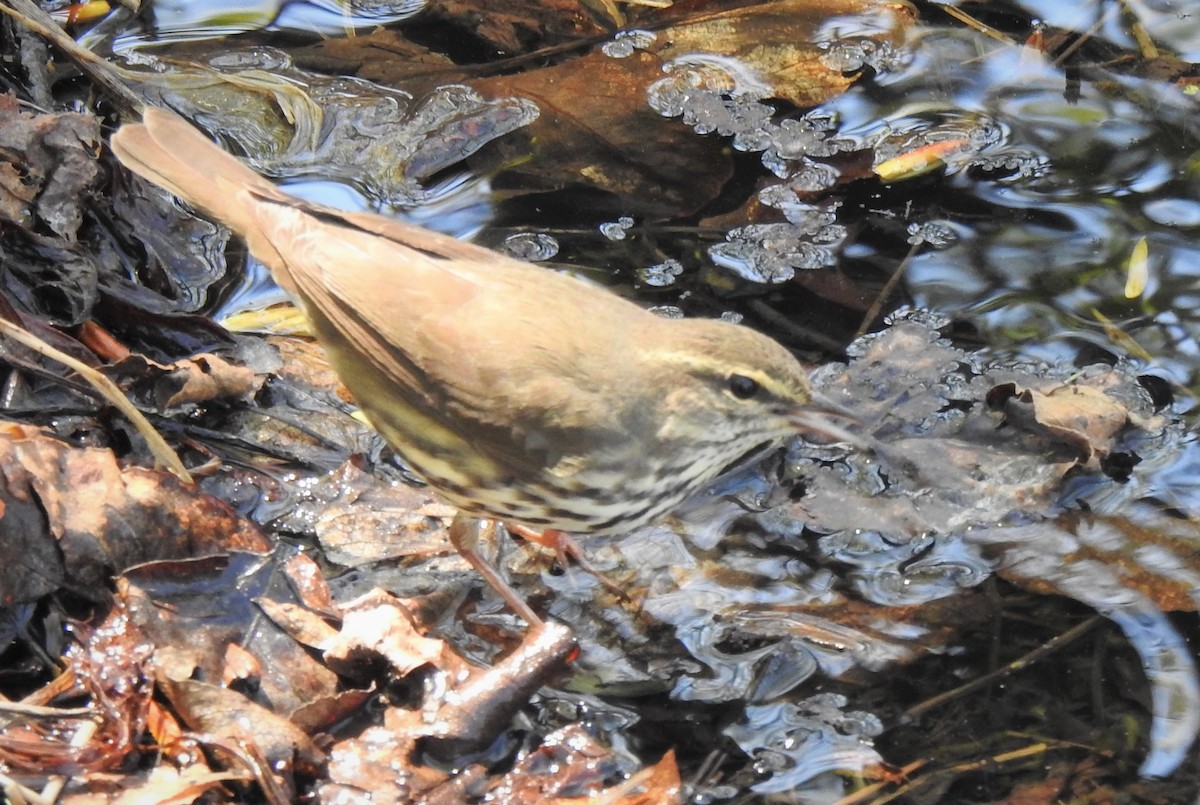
(987, 381, 1132, 467)
(0, 604, 152, 775)
(158, 677, 326, 770)
(0, 422, 269, 604)
(106, 351, 258, 410)
(0, 95, 101, 238)
(323, 589, 459, 678)
(60, 764, 242, 805)
(121, 552, 340, 716)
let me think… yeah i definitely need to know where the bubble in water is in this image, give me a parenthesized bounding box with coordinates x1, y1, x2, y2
(818, 38, 907, 73)
(647, 55, 776, 150)
(601, 29, 656, 58)
(599, 216, 635, 241)
(638, 259, 684, 287)
(649, 305, 685, 319)
(906, 221, 958, 248)
(710, 223, 840, 284)
(500, 232, 559, 261)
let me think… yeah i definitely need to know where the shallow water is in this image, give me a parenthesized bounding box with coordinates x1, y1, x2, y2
(80, 0, 1200, 795)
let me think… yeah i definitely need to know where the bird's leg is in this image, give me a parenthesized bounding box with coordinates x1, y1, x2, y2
(448, 514, 545, 627)
(505, 524, 629, 600)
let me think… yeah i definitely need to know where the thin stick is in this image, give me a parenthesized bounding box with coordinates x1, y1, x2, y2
(854, 239, 921, 341)
(0, 0, 144, 115)
(902, 615, 1104, 722)
(0, 318, 192, 484)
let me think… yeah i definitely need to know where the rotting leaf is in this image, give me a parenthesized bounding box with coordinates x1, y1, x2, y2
(422, 0, 609, 54)
(416, 620, 576, 760)
(467, 0, 911, 218)
(652, 0, 908, 107)
(486, 724, 625, 802)
(323, 589, 459, 679)
(59, 763, 243, 805)
(319, 706, 429, 805)
(475, 52, 735, 217)
(318, 621, 574, 802)
(0, 422, 269, 604)
(986, 381, 1134, 468)
(106, 351, 259, 410)
(120, 551, 340, 716)
(0, 603, 152, 775)
(0, 94, 101, 239)
(315, 472, 456, 567)
(158, 677, 326, 771)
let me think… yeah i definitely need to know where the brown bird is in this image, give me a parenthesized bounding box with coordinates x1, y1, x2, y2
(112, 107, 860, 625)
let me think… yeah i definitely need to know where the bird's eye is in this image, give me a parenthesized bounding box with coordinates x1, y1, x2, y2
(727, 374, 761, 400)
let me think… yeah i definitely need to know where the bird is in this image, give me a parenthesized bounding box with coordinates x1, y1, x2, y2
(111, 107, 861, 625)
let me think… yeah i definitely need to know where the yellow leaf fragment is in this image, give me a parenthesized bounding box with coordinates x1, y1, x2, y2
(1125, 235, 1149, 299)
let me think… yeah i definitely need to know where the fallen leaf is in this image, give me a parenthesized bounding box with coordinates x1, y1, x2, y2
(0, 422, 269, 605)
(986, 381, 1131, 467)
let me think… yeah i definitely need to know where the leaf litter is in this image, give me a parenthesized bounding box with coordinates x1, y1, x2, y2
(0, 0, 1198, 801)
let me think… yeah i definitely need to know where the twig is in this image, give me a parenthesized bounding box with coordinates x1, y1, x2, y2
(0, 317, 193, 484)
(0, 0, 144, 115)
(854, 239, 920, 340)
(901, 615, 1104, 722)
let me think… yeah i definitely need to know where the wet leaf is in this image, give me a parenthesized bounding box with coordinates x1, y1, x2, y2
(465, 0, 913, 217)
(314, 469, 456, 566)
(874, 137, 974, 181)
(423, 0, 609, 53)
(60, 764, 242, 805)
(0, 95, 101, 238)
(1126, 235, 1150, 298)
(475, 52, 735, 217)
(106, 351, 259, 410)
(0, 423, 269, 604)
(0, 604, 152, 775)
(323, 589, 460, 678)
(986, 381, 1134, 468)
(120, 552, 340, 717)
(158, 677, 326, 770)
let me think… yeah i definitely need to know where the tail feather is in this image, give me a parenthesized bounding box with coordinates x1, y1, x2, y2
(110, 107, 280, 237)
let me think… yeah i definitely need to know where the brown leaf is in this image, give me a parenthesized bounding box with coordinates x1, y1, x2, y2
(0, 95, 101, 238)
(315, 467, 456, 566)
(475, 52, 735, 217)
(106, 351, 259, 410)
(424, 0, 607, 53)
(471, 0, 911, 218)
(222, 642, 261, 687)
(0, 604, 152, 775)
(487, 724, 623, 802)
(319, 708, 428, 805)
(0, 422, 269, 604)
(121, 552, 341, 716)
(158, 677, 326, 770)
(555, 748, 683, 804)
(987, 381, 1132, 466)
(323, 589, 459, 678)
(655, 0, 896, 107)
(60, 764, 241, 805)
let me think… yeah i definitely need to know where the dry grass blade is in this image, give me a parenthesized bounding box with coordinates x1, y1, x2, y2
(0, 318, 193, 484)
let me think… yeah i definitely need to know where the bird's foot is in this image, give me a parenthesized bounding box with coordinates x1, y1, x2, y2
(506, 524, 630, 601)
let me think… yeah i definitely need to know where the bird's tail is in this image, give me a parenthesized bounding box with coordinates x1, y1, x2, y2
(110, 107, 283, 239)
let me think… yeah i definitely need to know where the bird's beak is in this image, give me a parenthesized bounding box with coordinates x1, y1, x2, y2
(789, 390, 876, 452)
